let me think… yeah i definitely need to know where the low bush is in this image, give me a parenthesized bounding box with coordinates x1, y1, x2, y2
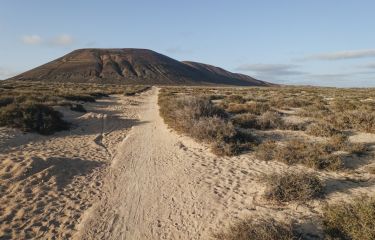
(159, 93, 256, 156)
(323, 196, 375, 240)
(231, 111, 284, 130)
(214, 218, 300, 240)
(226, 102, 270, 115)
(0, 103, 69, 134)
(255, 140, 344, 170)
(306, 121, 340, 137)
(226, 94, 246, 104)
(256, 111, 284, 130)
(263, 172, 324, 202)
(327, 134, 369, 155)
(231, 113, 258, 128)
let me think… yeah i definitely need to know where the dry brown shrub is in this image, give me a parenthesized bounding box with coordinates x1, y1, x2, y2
(323, 196, 375, 240)
(214, 218, 300, 240)
(263, 172, 324, 202)
(306, 121, 340, 137)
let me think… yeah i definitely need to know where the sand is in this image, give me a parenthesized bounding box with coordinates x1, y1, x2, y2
(1, 87, 374, 239)
(0, 94, 142, 239)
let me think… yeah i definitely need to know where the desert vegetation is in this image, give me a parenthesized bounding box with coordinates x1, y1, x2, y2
(262, 172, 324, 202)
(158, 86, 375, 239)
(323, 196, 375, 240)
(0, 81, 150, 134)
(214, 218, 300, 240)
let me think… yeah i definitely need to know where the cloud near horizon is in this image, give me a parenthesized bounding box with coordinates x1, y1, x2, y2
(300, 49, 375, 61)
(21, 34, 74, 46)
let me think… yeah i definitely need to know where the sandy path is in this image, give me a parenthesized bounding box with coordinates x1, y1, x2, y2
(77, 87, 217, 239)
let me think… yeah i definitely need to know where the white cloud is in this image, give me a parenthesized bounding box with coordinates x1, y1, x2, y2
(21, 34, 74, 47)
(301, 49, 375, 61)
(22, 34, 43, 45)
(235, 64, 305, 76)
(49, 34, 74, 46)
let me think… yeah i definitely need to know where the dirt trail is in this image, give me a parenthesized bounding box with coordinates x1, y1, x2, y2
(76, 87, 219, 239)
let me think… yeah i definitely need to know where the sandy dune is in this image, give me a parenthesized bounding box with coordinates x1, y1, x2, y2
(1, 87, 374, 239)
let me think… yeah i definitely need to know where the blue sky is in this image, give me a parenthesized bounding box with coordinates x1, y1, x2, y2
(1, 0, 375, 87)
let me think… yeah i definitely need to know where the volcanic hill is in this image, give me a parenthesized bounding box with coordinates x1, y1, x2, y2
(8, 48, 271, 86)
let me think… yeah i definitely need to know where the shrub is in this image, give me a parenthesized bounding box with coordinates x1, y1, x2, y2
(175, 96, 227, 122)
(323, 196, 375, 240)
(255, 140, 344, 170)
(231, 111, 284, 130)
(190, 116, 236, 143)
(255, 140, 278, 161)
(226, 94, 246, 104)
(214, 218, 300, 240)
(263, 172, 324, 202)
(231, 113, 258, 128)
(158, 94, 256, 156)
(256, 111, 284, 130)
(0, 103, 69, 134)
(226, 102, 270, 115)
(306, 121, 340, 137)
(327, 134, 369, 155)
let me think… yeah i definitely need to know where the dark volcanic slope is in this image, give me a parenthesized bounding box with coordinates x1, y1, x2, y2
(9, 48, 271, 86)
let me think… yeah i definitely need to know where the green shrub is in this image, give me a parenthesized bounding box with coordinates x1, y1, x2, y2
(263, 172, 324, 202)
(323, 196, 375, 240)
